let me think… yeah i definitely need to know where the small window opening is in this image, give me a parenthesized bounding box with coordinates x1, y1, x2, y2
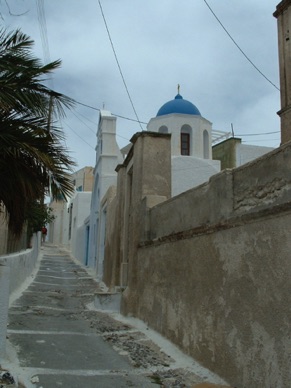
(181, 133, 190, 155)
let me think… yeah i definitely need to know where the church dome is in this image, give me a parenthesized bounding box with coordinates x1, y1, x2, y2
(156, 94, 201, 117)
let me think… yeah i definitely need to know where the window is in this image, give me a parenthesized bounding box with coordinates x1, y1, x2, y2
(159, 125, 168, 134)
(203, 130, 210, 159)
(181, 133, 190, 155)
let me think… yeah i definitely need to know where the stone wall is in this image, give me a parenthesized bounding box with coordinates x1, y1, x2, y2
(115, 138, 291, 386)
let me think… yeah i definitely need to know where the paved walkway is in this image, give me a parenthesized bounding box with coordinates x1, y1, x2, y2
(5, 245, 230, 388)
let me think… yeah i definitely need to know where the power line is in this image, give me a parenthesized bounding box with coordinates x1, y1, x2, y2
(98, 0, 144, 130)
(236, 130, 280, 136)
(75, 100, 148, 125)
(70, 110, 96, 135)
(63, 122, 96, 151)
(36, 0, 51, 65)
(203, 0, 280, 91)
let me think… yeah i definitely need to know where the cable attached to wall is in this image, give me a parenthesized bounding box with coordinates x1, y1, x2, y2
(203, 0, 280, 91)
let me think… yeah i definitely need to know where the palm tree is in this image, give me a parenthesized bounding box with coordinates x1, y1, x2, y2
(0, 28, 76, 236)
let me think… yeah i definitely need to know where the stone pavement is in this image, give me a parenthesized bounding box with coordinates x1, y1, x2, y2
(4, 245, 231, 388)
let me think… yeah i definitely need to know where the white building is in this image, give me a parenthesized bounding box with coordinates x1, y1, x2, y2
(147, 92, 221, 196)
(49, 167, 93, 258)
(86, 110, 123, 276)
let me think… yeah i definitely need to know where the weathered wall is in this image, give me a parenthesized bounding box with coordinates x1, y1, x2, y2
(104, 132, 171, 294)
(120, 140, 291, 387)
(103, 184, 122, 289)
(136, 212, 291, 387)
(212, 137, 240, 169)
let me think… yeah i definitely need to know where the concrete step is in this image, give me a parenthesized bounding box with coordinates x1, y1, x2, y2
(94, 292, 121, 312)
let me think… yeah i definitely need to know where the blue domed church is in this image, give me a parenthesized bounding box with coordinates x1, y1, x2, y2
(147, 89, 221, 196)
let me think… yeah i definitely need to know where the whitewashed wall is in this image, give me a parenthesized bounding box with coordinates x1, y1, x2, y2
(0, 232, 40, 359)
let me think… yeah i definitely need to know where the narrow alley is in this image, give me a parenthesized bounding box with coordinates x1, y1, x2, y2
(5, 245, 229, 388)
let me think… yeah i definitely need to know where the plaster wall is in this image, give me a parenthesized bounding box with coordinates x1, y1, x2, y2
(212, 138, 240, 169)
(70, 192, 91, 262)
(49, 200, 68, 245)
(172, 156, 220, 196)
(235, 144, 274, 167)
(0, 232, 40, 359)
(72, 166, 94, 192)
(104, 132, 171, 301)
(0, 233, 41, 295)
(148, 169, 234, 240)
(119, 139, 291, 386)
(136, 213, 291, 387)
(73, 224, 87, 265)
(232, 143, 291, 216)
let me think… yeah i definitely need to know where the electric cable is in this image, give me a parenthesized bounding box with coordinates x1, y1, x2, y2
(236, 131, 280, 136)
(63, 122, 96, 151)
(98, 0, 144, 130)
(203, 0, 280, 91)
(75, 100, 148, 125)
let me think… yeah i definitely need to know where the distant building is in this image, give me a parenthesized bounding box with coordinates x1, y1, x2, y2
(72, 166, 94, 192)
(213, 138, 274, 170)
(49, 166, 94, 253)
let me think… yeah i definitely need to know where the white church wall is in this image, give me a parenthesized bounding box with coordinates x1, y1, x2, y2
(235, 143, 274, 166)
(147, 114, 212, 158)
(172, 156, 221, 197)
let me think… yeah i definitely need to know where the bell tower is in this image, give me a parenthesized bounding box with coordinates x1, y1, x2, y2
(274, 0, 291, 144)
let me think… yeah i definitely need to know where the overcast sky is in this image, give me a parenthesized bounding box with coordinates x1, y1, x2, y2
(3, 0, 281, 169)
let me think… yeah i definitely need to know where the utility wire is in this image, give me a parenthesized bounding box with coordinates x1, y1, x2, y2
(236, 130, 280, 136)
(98, 0, 144, 130)
(75, 100, 148, 125)
(75, 99, 280, 137)
(203, 0, 280, 91)
(63, 122, 96, 150)
(70, 110, 96, 135)
(36, 0, 52, 69)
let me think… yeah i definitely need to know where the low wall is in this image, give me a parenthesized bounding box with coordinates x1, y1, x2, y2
(0, 232, 40, 359)
(5, 233, 40, 296)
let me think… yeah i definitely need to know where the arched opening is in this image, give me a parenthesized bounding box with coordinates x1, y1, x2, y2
(203, 130, 209, 159)
(159, 125, 168, 134)
(181, 125, 192, 156)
